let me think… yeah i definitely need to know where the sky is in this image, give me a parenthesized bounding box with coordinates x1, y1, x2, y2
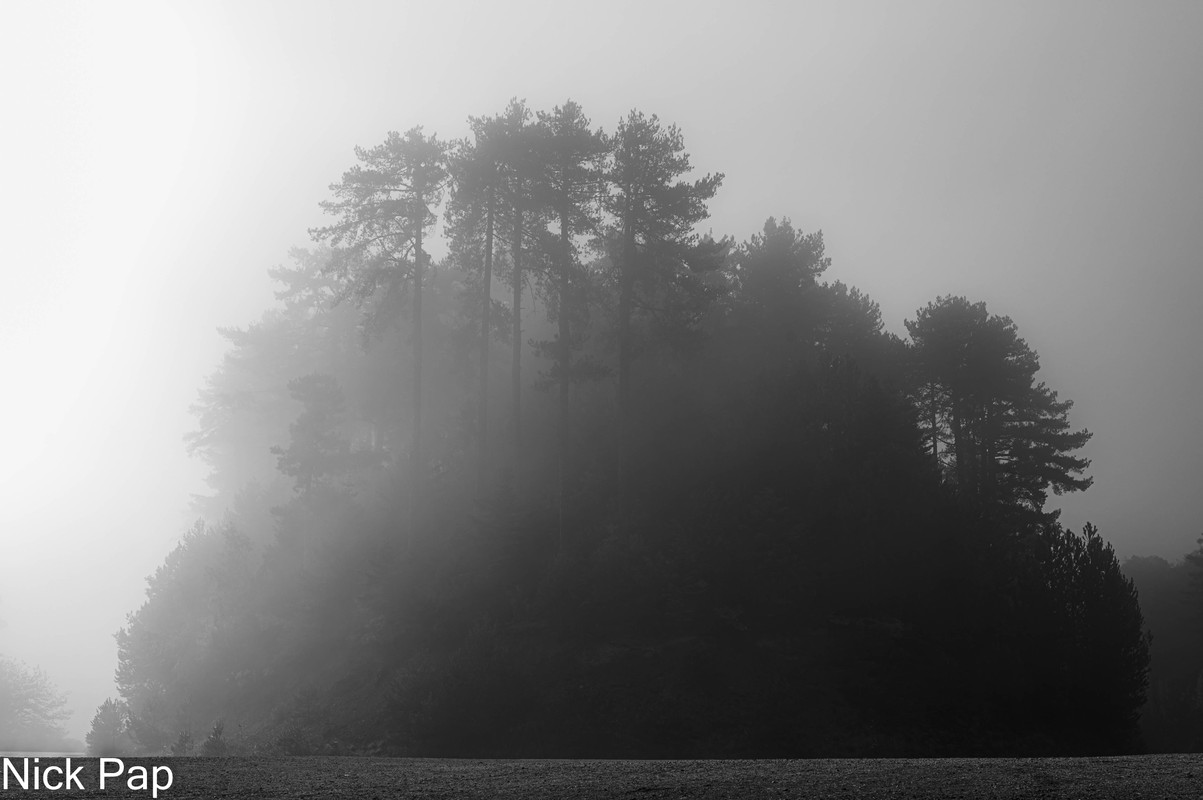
(1, 0, 1201, 741)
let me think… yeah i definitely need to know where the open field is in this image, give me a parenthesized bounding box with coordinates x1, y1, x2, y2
(6, 754, 1201, 799)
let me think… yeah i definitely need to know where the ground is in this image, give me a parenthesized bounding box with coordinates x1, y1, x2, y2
(8, 754, 1202, 798)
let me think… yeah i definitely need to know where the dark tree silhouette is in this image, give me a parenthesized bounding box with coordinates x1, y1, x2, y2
(906, 296, 1091, 519)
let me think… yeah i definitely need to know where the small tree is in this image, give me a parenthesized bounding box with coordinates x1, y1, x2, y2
(0, 656, 73, 752)
(86, 698, 133, 756)
(200, 721, 228, 757)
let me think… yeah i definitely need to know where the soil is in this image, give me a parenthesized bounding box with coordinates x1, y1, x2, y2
(8, 754, 1201, 799)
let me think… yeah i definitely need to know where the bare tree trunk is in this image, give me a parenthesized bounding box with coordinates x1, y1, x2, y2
(557, 211, 572, 547)
(477, 196, 495, 497)
(411, 222, 424, 549)
(950, 402, 965, 493)
(617, 219, 637, 517)
(511, 201, 523, 459)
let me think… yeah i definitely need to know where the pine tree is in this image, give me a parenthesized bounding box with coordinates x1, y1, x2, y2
(535, 100, 608, 542)
(86, 698, 132, 756)
(492, 100, 547, 464)
(604, 110, 723, 512)
(310, 127, 449, 543)
(905, 296, 1091, 519)
(446, 115, 504, 495)
(729, 216, 830, 369)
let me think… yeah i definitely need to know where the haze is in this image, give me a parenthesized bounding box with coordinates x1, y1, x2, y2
(1, 0, 1200, 743)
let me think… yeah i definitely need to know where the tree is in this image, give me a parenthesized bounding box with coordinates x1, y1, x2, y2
(0, 656, 73, 752)
(87, 698, 133, 756)
(493, 100, 548, 462)
(535, 100, 608, 541)
(727, 216, 830, 370)
(447, 110, 506, 495)
(905, 296, 1091, 519)
(200, 720, 228, 757)
(445, 100, 551, 493)
(1035, 522, 1150, 750)
(310, 127, 449, 543)
(815, 281, 903, 381)
(604, 110, 723, 510)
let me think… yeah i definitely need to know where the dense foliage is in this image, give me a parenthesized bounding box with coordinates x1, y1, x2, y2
(108, 99, 1149, 757)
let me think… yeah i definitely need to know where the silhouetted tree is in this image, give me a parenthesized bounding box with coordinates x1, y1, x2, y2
(906, 296, 1091, 519)
(604, 110, 723, 511)
(1041, 522, 1150, 748)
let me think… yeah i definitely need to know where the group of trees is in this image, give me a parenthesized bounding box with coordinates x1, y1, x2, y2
(308, 100, 726, 538)
(101, 98, 1157, 757)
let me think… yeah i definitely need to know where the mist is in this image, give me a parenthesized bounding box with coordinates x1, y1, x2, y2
(1, 0, 1200, 757)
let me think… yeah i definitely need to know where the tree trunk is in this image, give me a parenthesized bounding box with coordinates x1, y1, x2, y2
(557, 210, 572, 547)
(511, 201, 523, 459)
(411, 220, 424, 549)
(477, 194, 495, 497)
(950, 401, 965, 492)
(617, 218, 637, 517)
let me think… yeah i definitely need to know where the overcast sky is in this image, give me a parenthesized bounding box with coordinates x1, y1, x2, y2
(2, 0, 1200, 740)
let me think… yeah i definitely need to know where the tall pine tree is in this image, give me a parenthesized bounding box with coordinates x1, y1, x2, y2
(310, 127, 449, 543)
(906, 296, 1092, 520)
(604, 110, 723, 512)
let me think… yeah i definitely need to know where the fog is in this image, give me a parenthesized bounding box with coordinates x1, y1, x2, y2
(1, 0, 1200, 749)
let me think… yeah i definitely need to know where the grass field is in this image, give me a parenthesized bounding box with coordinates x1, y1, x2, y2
(6, 754, 1201, 798)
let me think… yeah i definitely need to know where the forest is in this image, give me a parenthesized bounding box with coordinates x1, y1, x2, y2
(64, 99, 1201, 757)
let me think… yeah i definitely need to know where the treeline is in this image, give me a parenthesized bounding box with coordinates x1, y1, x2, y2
(97, 98, 1157, 757)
